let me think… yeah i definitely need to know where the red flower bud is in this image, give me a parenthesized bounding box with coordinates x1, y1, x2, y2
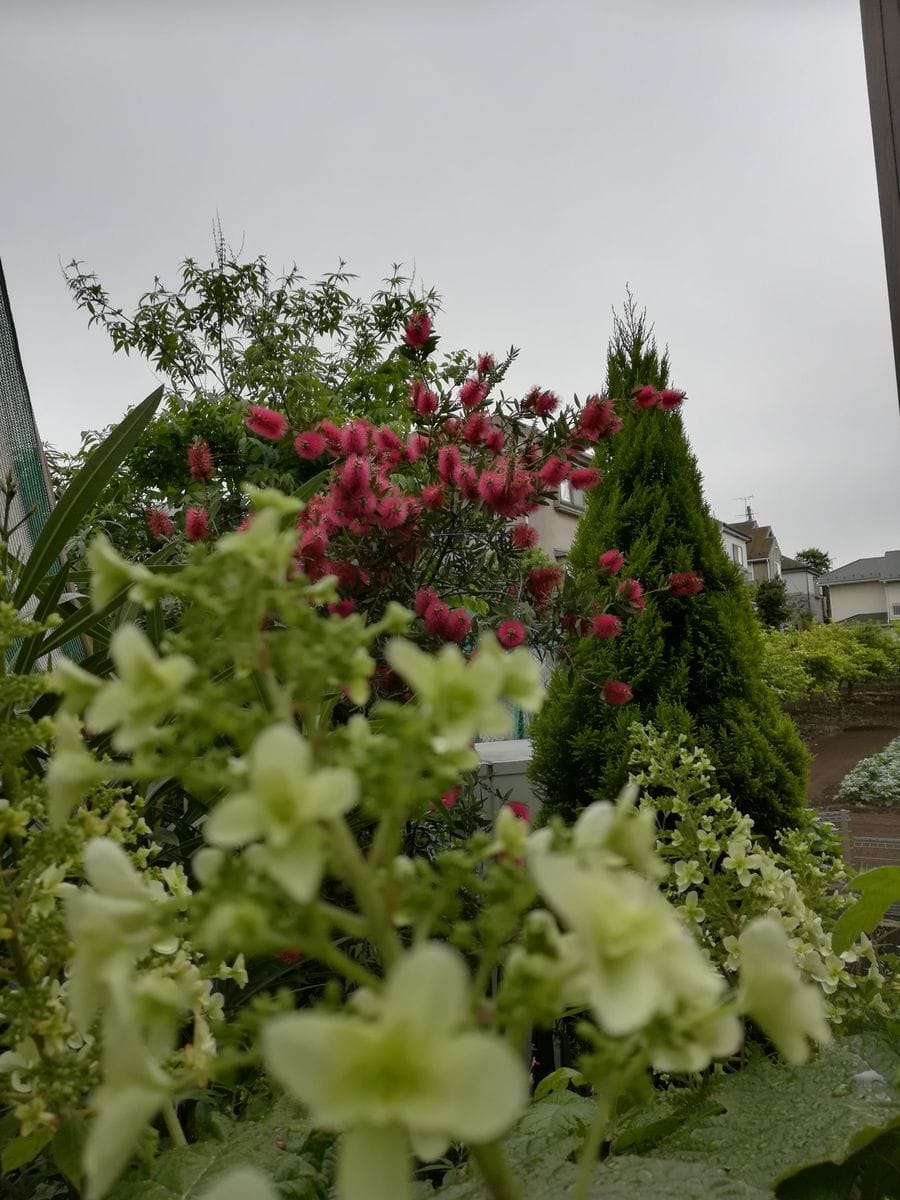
(602, 680, 633, 705)
(405, 312, 433, 347)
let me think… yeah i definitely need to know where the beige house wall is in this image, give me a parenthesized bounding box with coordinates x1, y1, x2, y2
(828, 580, 889, 623)
(528, 503, 581, 560)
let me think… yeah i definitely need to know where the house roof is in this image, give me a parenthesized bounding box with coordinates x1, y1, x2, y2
(821, 551, 900, 586)
(729, 519, 778, 562)
(718, 520, 752, 543)
(781, 555, 819, 574)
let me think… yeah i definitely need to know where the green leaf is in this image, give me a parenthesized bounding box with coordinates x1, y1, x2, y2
(1, 1127, 55, 1173)
(832, 867, 900, 954)
(13, 386, 162, 609)
(104, 1104, 331, 1200)
(12, 560, 72, 673)
(649, 1033, 900, 1191)
(51, 1113, 89, 1186)
(296, 470, 330, 502)
(532, 1067, 587, 1101)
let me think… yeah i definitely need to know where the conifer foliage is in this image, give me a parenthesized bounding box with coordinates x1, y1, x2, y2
(529, 299, 807, 838)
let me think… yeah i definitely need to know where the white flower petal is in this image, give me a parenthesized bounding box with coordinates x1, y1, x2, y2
(82, 839, 148, 901)
(204, 793, 263, 847)
(381, 943, 469, 1035)
(83, 1084, 164, 1200)
(260, 834, 324, 903)
(410, 1033, 528, 1145)
(198, 1168, 279, 1200)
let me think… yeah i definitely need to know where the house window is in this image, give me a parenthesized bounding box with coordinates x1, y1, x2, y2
(892, 603, 900, 618)
(731, 543, 744, 566)
(558, 479, 585, 511)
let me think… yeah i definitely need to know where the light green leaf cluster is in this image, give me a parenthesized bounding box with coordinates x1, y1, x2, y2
(626, 723, 886, 1023)
(836, 734, 900, 807)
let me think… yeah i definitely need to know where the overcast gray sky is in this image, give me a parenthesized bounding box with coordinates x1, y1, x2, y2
(2, 0, 898, 568)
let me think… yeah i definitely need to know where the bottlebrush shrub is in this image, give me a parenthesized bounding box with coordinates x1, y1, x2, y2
(626, 724, 887, 1025)
(3, 495, 837, 1200)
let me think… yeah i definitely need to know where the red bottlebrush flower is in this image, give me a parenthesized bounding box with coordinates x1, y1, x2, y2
(507, 800, 530, 822)
(145, 506, 173, 539)
(632, 385, 659, 409)
(533, 390, 559, 417)
(459, 378, 488, 409)
(456, 465, 481, 502)
(377, 495, 412, 529)
(484, 426, 505, 454)
(658, 389, 686, 412)
(337, 455, 371, 497)
(443, 417, 461, 439)
(405, 311, 433, 347)
(328, 598, 356, 618)
(317, 420, 344, 454)
(577, 395, 622, 441)
(476, 352, 495, 377)
(568, 467, 602, 490)
(441, 786, 460, 809)
(438, 444, 462, 484)
(295, 430, 327, 459)
(496, 619, 526, 649)
(415, 587, 440, 617)
(420, 483, 446, 510)
(618, 578, 646, 613)
(526, 565, 563, 608)
(405, 433, 429, 462)
(187, 437, 214, 482)
(602, 680, 633, 705)
(668, 571, 704, 597)
(244, 405, 288, 440)
(592, 613, 623, 638)
(424, 600, 451, 637)
(444, 608, 473, 643)
(185, 506, 208, 542)
(510, 523, 538, 550)
(461, 412, 491, 444)
(374, 426, 403, 457)
(598, 549, 625, 574)
(539, 457, 571, 486)
(277, 949, 303, 964)
(298, 527, 329, 559)
(409, 380, 439, 417)
(561, 611, 577, 632)
(339, 420, 372, 456)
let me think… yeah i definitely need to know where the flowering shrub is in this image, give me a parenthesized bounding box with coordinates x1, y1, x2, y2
(626, 724, 887, 1023)
(0, 494, 843, 1200)
(836, 735, 900, 807)
(760, 621, 900, 702)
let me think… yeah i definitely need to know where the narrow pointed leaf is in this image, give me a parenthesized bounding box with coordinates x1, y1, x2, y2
(13, 386, 162, 608)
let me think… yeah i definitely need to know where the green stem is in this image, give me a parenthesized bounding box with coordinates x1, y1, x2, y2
(573, 1090, 615, 1200)
(471, 1141, 524, 1200)
(332, 818, 400, 968)
(162, 1100, 188, 1148)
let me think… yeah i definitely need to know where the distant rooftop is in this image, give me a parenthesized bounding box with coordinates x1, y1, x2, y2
(821, 551, 900, 586)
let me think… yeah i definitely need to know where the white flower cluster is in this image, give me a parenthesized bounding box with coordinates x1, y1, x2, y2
(837, 735, 900, 808)
(627, 724, 885, 1019)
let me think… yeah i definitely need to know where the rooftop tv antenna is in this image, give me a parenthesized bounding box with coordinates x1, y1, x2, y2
(731, 495, 755, 521)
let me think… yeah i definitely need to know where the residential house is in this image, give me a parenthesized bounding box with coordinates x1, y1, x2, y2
(728, 518, 782, 583)
(820, 552, 900, 625)
(718, 521, 753, 583)
(528, 476, 586, 560)
(780, 555, 827, 622)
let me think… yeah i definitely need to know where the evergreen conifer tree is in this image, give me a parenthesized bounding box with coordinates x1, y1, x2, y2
(529, 299, 807, 838)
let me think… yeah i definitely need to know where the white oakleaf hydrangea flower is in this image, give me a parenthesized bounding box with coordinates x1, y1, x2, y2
(85, 626, 195, 752)
(570, 785, 665, 880)
(673, 859, 704, 893)
(487, 805, 530, 860)
(65, 839, 167, 1031)
(738, 917, 831, 1063)
(204, 723, 358, 903)
(528, 849, 734, 1047)
(721, 839, 764, 887)
(385, 634, 543, 752)
(45, 711, 108, 826)
(261, 943, 528, 1200)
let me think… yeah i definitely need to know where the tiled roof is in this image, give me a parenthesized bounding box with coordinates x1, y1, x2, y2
(821, 551, 900, 586)
(730, 519, 777, 562)
(781, 555, 818, 574)
(717, 519, 752, 542)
